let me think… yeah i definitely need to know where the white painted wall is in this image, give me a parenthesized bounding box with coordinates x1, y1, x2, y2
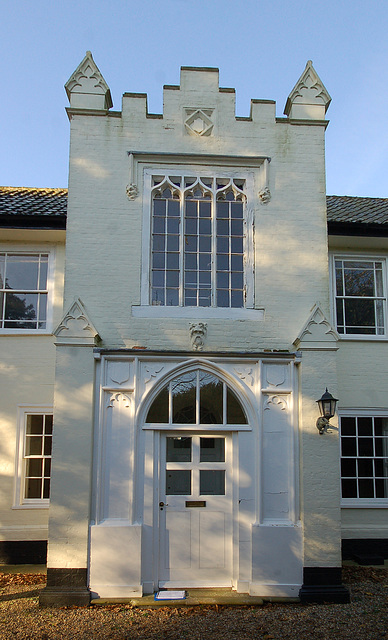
(0, 236, 65, 543)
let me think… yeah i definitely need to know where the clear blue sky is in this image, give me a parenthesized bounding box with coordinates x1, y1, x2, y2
(1, 0, 387, 197)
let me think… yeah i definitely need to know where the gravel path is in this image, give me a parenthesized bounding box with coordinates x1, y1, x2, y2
(0, 566, 387, 639)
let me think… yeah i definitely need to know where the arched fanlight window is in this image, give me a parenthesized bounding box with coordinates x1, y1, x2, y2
(146, 369, 247, 425)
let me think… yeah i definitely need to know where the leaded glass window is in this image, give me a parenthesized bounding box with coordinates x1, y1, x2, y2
(150, 176, 247, 308)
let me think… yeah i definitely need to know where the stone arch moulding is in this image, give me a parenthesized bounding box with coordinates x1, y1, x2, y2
(136, 357, 258, 430)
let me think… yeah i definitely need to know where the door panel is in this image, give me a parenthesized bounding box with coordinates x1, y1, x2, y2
(199, 510, 225, 568)
(159, 433, 232, 587)
(164, 511, 192, 569)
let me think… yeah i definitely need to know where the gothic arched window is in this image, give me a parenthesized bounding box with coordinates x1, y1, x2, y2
(146, 369, 247, 426)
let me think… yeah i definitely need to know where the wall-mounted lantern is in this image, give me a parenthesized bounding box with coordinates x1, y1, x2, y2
(316, 388, 338, 435)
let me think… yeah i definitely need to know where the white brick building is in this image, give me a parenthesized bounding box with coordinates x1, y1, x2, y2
(1, 53, 387, 605)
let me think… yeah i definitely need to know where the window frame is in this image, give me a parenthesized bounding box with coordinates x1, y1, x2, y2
(140, 167, 255, 314)
(0, 247, 55, 334)
(339, 409, 388, 508)
(13, 405, 53, 509)
(330, 253, 388, 340)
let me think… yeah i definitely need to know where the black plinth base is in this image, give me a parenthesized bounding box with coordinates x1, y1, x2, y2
(299, 567, 350, 604)
(39, 568, 91, 607)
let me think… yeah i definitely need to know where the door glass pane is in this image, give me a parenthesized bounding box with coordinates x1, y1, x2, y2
(166, 470, 191, 495)
(166, 437, 191, 462)
(199, 372, 223, 424)
(200, 437, 225, 462)
(200, 470, 225, 495)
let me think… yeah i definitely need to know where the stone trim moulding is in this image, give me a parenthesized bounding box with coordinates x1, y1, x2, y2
(184, 108, 214, 136)
(54, 297, 100, 346)
(65, 51, 113, 111)
(126, 151, 271, 203)
(293, 302, 339, 350)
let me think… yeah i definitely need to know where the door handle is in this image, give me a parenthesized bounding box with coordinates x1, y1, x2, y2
(159, 501, 168, 510)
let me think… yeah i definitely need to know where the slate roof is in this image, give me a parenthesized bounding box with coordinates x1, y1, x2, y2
(1, 187, 388, 234)
(327, 195, 388, 225)
(0, 187, 67, 229)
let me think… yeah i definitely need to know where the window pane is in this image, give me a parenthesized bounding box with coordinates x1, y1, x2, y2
(200, 470, 225, 495)
(358, 417, 373, 436)
(344, 298, 375, 332)
(25, 478, 42, 499)
(357, 458, 373, 477)
(4, 292, 38, 323)
(166, 289, 179, 306)
(342, 478, 357, 498)
(26, 458, 42, 478)
(26, 415, 43, 435)
(200, 438, 225, 462)
(168, 200, 180, 217)
(44, 458, 51, 477)
(5, 255, 39, 290)
(358, 478, 374, 498)
(166, 437, 191, 462)
(341, 437, 356, 457)
(45, 415, 53, 434)
(341, 417, 356, 436)
(227, 388, 247, 424)
(44, 435, 52, 456)
(231, 201, 243, 218)
(231, 290, 244, 308)
(344, 266, 374, 296)
(358, 438, 374, 457)
(166, 470, 191, 495)
(341, 458, 356, 477)
(335, 265, 343, 295)
(217, 289, 229, 307)
(154, 199, 166, 216)
(199, 372, 223, 424)
(376, 268, 384, 296)
(146, 385, 169, 423)
(25, 436, 42, 456)
(375, 479, 388, 498)
(166, 253, 179, 270)
(0, 254, 4, 288)
(43, 479, 51, 499)
(152, 288, 165, 305)
(172, 372, 196, 424)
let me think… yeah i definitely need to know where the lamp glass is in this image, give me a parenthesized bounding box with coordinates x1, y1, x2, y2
(317, 388, 338, 420)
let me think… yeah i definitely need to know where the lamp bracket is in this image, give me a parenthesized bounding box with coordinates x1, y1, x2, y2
(316, 416, 330, 435)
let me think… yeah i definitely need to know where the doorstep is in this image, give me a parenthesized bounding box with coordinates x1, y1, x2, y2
(91, 588, 294, 607)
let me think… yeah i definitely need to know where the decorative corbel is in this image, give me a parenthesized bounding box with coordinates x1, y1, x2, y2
(126, 152, 138, 200)
(258, 158, 271, 204)
(189, 322, 207, 351)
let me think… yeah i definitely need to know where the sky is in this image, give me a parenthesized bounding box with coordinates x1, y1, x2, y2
(1, 0, 387, 197)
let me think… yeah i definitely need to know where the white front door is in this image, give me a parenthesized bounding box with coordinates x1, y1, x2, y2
(159, 433, 233, 588)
